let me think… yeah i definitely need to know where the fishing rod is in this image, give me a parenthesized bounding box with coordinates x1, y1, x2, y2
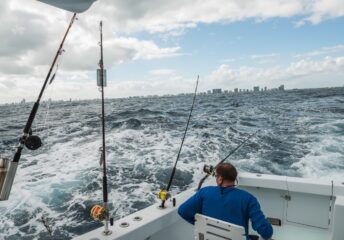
(197, 130, 260, 190)
(158, 76, 199, 208)
(90, 21, 113, 236)
(0, 13, 78, 201)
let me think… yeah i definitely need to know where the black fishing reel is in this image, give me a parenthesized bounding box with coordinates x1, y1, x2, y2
(23, 129, 42, 151)
(203, 164, 214, 175)
(25, 135, 42, 150)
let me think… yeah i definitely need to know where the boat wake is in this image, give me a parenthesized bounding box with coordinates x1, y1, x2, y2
(0, 87, 343, 239)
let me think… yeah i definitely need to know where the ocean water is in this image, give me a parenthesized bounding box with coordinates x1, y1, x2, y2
(0, 87, 343, 239)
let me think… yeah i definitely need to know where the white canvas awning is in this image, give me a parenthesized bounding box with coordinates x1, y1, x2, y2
(37, 0, 97, 13)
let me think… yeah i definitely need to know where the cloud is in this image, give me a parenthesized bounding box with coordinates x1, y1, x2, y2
(304, 0, 344, 24)
(0, 0, 182, 75)
(149, 69, 176, 76)
(293, 45, 344, 58)
(83, 0, 344, 34)
(1, 0, 344, 103)
(0, 11, 47, 57)
(1, 0, 343, 76)
(251, 53, 279, 60)
(47, 36, 181, 71)
(108, 74, 197, 97)
(113, 37, 181, 61)
(251, 53, 280, 64)
(208, 56, 344, 89)
(83, 0, 304, 34)
(1, 56, 343, 103)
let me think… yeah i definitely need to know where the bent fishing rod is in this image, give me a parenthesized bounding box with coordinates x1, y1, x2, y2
(197, 130, 260, 190)
(158, 76, 199, 208)
(0, 13, 77, 201)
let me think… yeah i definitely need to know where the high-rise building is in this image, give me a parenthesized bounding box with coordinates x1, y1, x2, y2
(253, 86, 259, 92)
(234, 88, 238, 93)
(279, 85, 285, 91)
(212, 88, 222, 94)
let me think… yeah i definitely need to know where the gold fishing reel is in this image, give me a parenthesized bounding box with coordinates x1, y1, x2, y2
(158, 189, 171, 201)
(91, 205, 107, 221)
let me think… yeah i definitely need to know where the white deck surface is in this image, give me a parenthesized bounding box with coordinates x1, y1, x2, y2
(270, 224, 331, 240)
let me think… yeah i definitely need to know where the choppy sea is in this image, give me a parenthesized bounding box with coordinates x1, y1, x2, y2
(0, 87, 343, 239)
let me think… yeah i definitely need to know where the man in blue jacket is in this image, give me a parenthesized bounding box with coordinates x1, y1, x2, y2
(178, 163, 273, 240)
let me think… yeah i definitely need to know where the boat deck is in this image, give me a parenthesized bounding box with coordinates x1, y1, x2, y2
(268, 224, 331, 240)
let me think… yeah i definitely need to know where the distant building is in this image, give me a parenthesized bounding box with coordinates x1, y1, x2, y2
(264, 86, 267, 91)
(234, 88, 238, 93)
(212, 88, 222, 94)
(253, 86, 260, 92)
(279, 85, 285, 91)
(224, 90, 228, 94)
(207, 90, 211, 94)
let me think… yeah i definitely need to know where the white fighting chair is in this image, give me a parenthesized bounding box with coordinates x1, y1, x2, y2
(195, 214, 246, 240)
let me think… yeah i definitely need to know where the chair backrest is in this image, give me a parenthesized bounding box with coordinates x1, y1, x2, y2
(195, 214, 246, 240)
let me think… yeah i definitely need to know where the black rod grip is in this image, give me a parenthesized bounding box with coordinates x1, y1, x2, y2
(103, 176, 108, 203)
(23, 102, 39, 134)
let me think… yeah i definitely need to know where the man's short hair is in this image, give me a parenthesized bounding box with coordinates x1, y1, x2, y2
(216, 163, 237, 182)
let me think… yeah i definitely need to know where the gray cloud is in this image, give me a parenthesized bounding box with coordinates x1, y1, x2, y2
(82, 0, 344, 34)
(0, 10, 48, 57)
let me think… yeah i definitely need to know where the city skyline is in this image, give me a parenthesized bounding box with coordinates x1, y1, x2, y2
(6, 85, 344, 105)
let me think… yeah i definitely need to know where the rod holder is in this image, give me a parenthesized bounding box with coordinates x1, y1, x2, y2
(0, 158, 18, 201)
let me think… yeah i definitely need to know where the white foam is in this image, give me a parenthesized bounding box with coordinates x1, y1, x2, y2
(292, 119, 344, 181)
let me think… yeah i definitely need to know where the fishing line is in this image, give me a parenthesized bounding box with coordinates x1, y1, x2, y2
(158, 76, 199, 208)
(36, 47, 67, 148)
(40, 87, 55, 150)
(197, 130, 260, 190)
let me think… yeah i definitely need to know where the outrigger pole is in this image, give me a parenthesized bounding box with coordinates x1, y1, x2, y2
(0, 13, 78, 201)
(197, 130, 260, 190)
(90, 21, 112, 236)
(158, 76, 199, 208)
(98, 21, 111, 236)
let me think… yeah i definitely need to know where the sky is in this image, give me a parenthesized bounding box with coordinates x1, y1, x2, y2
(0, 0, 344, 103)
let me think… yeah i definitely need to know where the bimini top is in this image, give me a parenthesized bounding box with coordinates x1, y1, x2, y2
(37, 0, 97, 13)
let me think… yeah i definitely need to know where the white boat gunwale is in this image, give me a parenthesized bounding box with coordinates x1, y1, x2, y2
(73, 172, 344, 240)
